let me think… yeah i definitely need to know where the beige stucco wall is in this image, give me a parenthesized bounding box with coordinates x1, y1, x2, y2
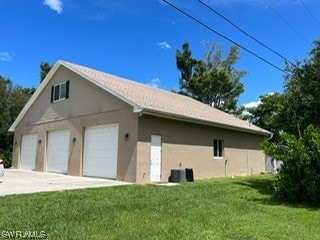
(12, 67, 138, 182)
(13, 109, 138, 182)
(19, 66, 129, 127)
(136, 115, 266, 183)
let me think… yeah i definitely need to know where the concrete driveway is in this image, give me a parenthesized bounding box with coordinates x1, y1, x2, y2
(0, 169, 132, 197)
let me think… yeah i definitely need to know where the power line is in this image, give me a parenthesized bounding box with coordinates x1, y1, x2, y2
(262, 0, 311, 45)
(162, 0, 290, 75)
(299, 0, 320, 29)
(196, 0, 295, 66)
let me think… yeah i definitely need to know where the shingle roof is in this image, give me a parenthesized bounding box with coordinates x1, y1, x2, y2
(60, 61, 270, 136)
(9, 60, 270, 136)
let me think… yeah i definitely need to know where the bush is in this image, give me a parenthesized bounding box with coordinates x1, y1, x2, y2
(0, 148, 12, 168)
(262, 125, 320, 206)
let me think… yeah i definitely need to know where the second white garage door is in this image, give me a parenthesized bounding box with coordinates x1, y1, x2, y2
(83, 124, 119, 179)
(47, 130, 70, 174)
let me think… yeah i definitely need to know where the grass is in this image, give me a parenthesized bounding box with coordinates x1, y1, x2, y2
(1, 174, 320, 239)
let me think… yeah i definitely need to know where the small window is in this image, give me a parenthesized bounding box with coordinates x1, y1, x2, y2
(213, 139, 224, 158)
(60, 82, 67, 99)
(51, 81, 69, 103)
(54, 85, 60, 101)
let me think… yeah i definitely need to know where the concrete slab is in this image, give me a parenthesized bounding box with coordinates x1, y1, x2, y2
(0, 169, 132, 197)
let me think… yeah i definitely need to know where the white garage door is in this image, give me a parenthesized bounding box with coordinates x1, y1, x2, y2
(21, 134, 38, 170)
(47, 130, 70, 174)
(83, 124, 119, 179)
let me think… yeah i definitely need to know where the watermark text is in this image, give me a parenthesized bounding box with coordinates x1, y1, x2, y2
(1, 230, 47, 239)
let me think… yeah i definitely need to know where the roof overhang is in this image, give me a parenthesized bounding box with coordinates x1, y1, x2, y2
(139, 108, 272, 137)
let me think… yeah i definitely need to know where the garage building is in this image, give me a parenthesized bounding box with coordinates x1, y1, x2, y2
(9, 60, 270, 183)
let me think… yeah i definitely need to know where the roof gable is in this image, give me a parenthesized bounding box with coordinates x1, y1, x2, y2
(9, 62, 61, 131)
(9, 60, 270, 136)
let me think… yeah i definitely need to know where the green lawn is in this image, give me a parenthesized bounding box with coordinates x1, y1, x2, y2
(1, 175, 319, 240)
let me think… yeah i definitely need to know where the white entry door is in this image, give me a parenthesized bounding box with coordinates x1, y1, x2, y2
(47, 130, 70, 174)
(83, 124, 119, 179)
(150, 135, 162, 182)
(21, 134, 38, 170)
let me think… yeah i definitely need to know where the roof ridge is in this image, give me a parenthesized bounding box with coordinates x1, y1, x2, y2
(60, 60, 172, 93)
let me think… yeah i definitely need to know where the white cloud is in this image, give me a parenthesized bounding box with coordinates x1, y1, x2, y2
(241, 100, 260, 116)
(0, 51, 15, 62)
(158, 41, 172, 50)
(242, 92, 275, 109)
(43, 0, 63, 14)
(147, 78, 161, 88)
(243, 100, 261, 109)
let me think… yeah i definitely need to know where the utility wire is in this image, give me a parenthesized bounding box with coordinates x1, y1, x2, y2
(262, 0, 311, 45)
(299, 0, 320, 29)
(162, 0, 290, 75)
(196, 0, 295, 66)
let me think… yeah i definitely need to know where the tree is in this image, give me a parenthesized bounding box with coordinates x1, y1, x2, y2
(281, 41, 320, 137)
(40, 61, 53, 83)
(246, 40, 320, 139)
(0, 76, 12, 151)
(176, 42, 246, 113)
(244, 93, 285, 141)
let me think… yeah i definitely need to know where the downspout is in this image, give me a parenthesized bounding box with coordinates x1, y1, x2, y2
(224, 159, 228, 177)
(247, 150, 249, 175)
(267, 132, 274, 141)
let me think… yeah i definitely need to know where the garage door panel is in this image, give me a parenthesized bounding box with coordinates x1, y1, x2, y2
(47, 130, 70, 174)
(21, 134, 38, 170)
(83, 124, 118, 179)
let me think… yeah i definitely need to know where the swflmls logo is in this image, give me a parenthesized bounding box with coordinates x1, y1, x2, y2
(1, 230, 47, 239)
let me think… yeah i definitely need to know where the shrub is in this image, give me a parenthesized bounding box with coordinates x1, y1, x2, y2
(0, 148, 12, 168)
(262, 125, 320, 206)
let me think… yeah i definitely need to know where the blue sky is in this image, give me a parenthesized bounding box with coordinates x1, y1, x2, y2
(1, 0, 319, 107)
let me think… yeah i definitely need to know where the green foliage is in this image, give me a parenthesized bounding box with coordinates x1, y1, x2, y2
(243, 40, 320, 206)
(262, 125, 320, 206)
(0, 148, 12, 168)
(282, 41, 320, 137)
(0, 76, 12, 150)
(176, 42, 246, 113)
(40, 61, 53, 83)
(244, 93, 285, 142)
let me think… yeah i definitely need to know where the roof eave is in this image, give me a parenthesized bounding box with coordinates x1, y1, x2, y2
(140, 108, 271, 137)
